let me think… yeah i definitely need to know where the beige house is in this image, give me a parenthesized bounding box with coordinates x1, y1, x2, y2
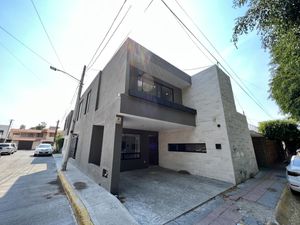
(9, 127, 60, 150)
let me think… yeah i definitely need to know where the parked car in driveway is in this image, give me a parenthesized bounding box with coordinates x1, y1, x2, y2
(286, 155, 300, 193)
(0, 143, 17, 155)
(34, 143, 53, 156)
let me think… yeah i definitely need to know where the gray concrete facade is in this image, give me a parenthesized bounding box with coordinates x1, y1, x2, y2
(63, 38, 258, 194)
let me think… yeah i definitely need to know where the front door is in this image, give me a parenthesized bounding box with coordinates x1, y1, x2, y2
(148, 134, 158, 165)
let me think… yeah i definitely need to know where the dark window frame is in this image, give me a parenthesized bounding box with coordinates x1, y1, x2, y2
(121, 134, 141, 160)
(168, 143, 207, 153)
(84, 90, 91, 115)
(137, 74, 174, 103)
(95, 71, 102, 111)
(215, 144, 222, 149)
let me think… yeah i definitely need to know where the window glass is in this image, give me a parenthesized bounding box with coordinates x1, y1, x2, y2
(121, 134, 141, 159)
(0, 144, 9, 147)
(168, 143, 207, 153)
(136, 71, 174, 102)
(85, 91, 91, 114)
(293, 158, 300, 167)
(137, 76, 143, 92)
(38, 144, 51, 148)
(142, 78, 156, 95)
(161, 85, 173, 102)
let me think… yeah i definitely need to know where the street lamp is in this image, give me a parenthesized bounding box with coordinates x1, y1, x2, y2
(50, 65, 86, 171)
(50, 66, 81, 82)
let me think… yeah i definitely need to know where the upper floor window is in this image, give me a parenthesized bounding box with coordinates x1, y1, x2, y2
(137, 75, 174, 102)
(85, 91, 91, 114)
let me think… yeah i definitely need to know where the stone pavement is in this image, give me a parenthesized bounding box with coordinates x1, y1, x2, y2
(167, 168, 287, 225)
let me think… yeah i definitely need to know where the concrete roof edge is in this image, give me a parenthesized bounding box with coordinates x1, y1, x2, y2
(125, 38, 191, 84)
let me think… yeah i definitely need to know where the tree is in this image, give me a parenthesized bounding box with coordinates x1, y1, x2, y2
(232, 0, 300, 121)
(258, 119, 300, 156)
(19, 124, 26, 129)
(31, 122, 47, 130)
(55, 133, 64, 153)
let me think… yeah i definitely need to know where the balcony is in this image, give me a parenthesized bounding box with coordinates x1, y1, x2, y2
(120, 92, 196, 127)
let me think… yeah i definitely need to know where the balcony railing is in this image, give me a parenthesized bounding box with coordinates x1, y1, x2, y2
(128, 89, 196, 115)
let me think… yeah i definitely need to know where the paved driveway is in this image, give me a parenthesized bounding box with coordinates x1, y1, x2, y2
(119, 166, 233, 225)
(0, 150, 76, 225)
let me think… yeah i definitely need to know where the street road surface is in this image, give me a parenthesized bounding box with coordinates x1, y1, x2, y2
(0, 150, 76, 225)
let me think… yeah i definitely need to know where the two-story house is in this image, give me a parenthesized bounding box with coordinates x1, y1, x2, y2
(63, 38, 258, 194)
(10, 127, 59, 149)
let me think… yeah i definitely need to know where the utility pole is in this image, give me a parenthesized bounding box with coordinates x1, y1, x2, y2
(53, 120, 59, 149)
(4, 119, 13, 143)
(61, 65, 86, 171)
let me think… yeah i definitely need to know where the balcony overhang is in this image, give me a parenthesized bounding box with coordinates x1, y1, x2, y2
(120, 113, 194, 131)
(120, 94, 196, 127)
(127, 38, 191, 88)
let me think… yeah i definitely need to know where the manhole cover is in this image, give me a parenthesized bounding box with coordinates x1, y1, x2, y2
(48, 179, 59, 185)
(267, 187, 277, 192)
(73, 181, 87, 190)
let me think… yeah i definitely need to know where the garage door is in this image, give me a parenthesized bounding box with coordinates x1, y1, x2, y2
(18, 141, 33, 150)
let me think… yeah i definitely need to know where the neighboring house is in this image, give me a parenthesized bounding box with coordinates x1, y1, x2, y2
(250, 130, 282, 167)
(9, 127, 60, 150)
(0, 125, 10, 143)
(63, 38, 258, 194)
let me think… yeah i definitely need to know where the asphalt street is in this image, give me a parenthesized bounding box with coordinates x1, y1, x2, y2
(0, 150, 76, 225)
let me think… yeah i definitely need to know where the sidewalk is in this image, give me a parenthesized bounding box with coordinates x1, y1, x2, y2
(53, 154, 138, 225)
(167, 168, 287, 225)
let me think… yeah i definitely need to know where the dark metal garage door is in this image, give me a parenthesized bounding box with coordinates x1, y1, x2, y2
(18, 141, 33, 150)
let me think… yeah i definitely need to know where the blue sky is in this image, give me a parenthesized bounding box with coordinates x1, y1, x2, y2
(0, 0, 283, 128)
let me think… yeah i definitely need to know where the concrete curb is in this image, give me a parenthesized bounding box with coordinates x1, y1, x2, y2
(275, 186, 300, 225)
(58, 171, 93, 225)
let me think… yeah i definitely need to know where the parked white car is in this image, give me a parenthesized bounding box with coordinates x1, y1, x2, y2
(34, 144, 53, 156)
(286, 155, 300, 193)
(0, 143, 17, 155)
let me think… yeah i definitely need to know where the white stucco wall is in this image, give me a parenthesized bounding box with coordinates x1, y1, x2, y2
(159, 66, 236, 184)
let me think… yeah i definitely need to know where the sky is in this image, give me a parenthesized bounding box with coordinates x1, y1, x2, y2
(0, 0, 284, 129)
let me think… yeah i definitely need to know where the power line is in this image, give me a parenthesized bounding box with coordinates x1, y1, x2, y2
(160, 0, 273, 119)
(160, 0, 218, 64)
(86, 0, 128, 69)
(144, 0, 155, 12)
(0, 40, 43, 82)
(183, 65, 212, 71)
(176, 18, 215, 64)
(0, 25, 53, 65)
(0, 24, 78, 82)
(173, 0, 273, 118)
(87, 5, 132, 71)
(30, 0, 65, 70)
